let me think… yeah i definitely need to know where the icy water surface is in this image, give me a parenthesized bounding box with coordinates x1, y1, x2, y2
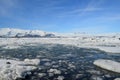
(0, 44, 120, 80)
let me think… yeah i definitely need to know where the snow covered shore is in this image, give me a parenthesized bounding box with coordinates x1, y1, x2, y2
(0, 37, 120, 53)
(0, 59, 40, 80)
(0, 28, 120, 53)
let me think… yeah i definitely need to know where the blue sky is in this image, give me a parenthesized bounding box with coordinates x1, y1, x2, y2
(0, 0, 120, 33)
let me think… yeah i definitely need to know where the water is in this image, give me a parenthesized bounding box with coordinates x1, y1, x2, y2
(0, 44, 120, 80)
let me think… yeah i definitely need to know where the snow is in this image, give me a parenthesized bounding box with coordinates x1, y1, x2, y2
(95, 46, 120, 53)
(0, 37, 120, 53)
(57, 76, 64, 80)
(29, 30, 46, 36)
(24, 59, 40, 65)
(0, 28, 54, 37)
(0, 28, 120, 53)
(93, 59, 120, 73)
(0, 59, 40, 80)
(114, 78, 120, 80)
(2, 45, 21, 49)
(48, 69, 61, 74)
(0, 28, 27, 37)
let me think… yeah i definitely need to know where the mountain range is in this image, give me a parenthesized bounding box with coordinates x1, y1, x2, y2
(0, 28, 120, 38)
(0, 28, 55, 38)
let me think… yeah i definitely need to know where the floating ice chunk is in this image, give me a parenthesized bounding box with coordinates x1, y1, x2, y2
(38, 73, 46, 78)
(93, 59, 120, 73)
(24, 59, 40, 65)
(57, 76, 64, 80)
(48, 69, 61, 74)
(114, 78, 120, 80)
(0, 59, 40, 80)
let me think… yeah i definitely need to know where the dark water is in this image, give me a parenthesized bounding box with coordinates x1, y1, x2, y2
(0, 44, 120, 80)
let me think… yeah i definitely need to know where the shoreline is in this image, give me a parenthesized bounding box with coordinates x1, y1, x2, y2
(0, 38, 120, 53)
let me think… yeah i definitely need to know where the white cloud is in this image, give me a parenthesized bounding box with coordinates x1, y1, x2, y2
(57, 0, 105, 17)
(84, 15, 120, 22)
(78, 0, 105, 16)
(0, 0, 18, 16)
(66, 7, 103, 14)
(70, 26, 110, 33)
(98, 15, 120, 21)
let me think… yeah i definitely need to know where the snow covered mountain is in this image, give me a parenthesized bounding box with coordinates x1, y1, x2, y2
(0, 28, 120, 38)
(0, 28, 55, 38)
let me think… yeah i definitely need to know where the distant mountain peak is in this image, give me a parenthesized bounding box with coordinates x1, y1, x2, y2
(0, 28, 55, 38)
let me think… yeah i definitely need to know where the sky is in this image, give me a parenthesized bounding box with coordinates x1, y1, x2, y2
(0, 0, 120, 33)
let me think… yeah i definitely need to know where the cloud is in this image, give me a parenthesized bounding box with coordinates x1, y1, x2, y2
(77, 0, 105, 16)
(66, 7, 103, 14)
(98, 15, 120, 21)
(84, 14, 120, 23)
(70, 26, 110, 33)
(87, 0, 105, 7)
(0, 0, 18, 16)
(56, 0, 105, 17)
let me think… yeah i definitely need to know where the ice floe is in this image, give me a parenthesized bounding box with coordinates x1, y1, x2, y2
(93, 59, 120, 73)
(0, 59, 40, 80)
